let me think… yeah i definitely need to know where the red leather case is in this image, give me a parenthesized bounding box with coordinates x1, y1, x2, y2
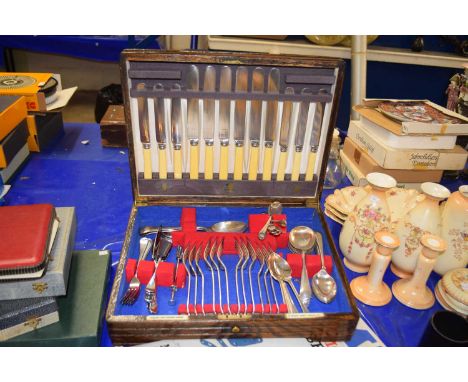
(0, 204, 55, 275)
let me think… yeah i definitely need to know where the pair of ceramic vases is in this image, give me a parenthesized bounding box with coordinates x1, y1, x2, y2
(339, 173, 468, 278)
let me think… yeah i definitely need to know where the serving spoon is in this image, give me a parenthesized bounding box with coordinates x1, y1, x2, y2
(289, 226, 316, 307)
(268, 251, 309, 313)
(311, 232, 337, 303)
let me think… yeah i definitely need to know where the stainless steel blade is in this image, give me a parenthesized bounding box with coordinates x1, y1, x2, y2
(279, 87, 295, 150)
(294, 88, 312, 150)
(171, 83, 183, 147)
(234, 66, 248, 144)
(264, 68, 280, 146)
(186, 65, 200, 144)
(309, 101, 325, 151)
(218, 66, 232, 145)
(203, 65, 216, 144)
(154, 83, 166, 146)
(249, 67, 264, 144)
(136, 83, 150, 145)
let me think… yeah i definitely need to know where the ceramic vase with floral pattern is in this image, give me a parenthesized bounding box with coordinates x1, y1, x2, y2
(339, 173, 396, 273)
(435, 185, 468, 276)
(391, 182, 450, 279)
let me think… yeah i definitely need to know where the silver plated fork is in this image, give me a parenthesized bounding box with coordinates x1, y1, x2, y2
(121, 237, 153, 305)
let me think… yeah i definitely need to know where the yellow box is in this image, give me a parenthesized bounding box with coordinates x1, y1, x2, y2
(0, 73, 53, 111)
(0, 95, 28, 141)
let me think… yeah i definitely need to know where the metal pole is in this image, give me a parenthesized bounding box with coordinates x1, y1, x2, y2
(351, 35, 367, 120)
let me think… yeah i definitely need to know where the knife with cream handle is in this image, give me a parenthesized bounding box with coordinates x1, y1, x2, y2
(248, 67, 264, 180)
(153, 83, 167, 179)
(276, 87, 294, 181)
(136, 83, 152, 179)
(203, 65, 216, 180)
(233, 67, 248, 180)
(291, 88, 312, 181)
(263, 68, 280, 181)
(218, 66, 232, 180)
(305, 100, 325, 181)
(171, 83, 183, 179)
(187, 65, 200, 179)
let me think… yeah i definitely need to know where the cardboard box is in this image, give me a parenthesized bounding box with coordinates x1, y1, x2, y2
(0, 144, 30, 184)
(355, 99, 468, 136)
(0, 73, 53, 112)
(26, 112, 64, 152)
(0, 119, 29, 168)
(358, 114, 457, 149)
(342, 137, 444, 183)
(340, 149, 423, 190)
(0, 96, 28, 142)
(347, 120, 468, 170)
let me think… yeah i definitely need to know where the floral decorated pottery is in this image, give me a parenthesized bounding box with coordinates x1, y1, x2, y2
(435, 185, 468, 276)
(350, 231, 400, 306)
(435, 268, 468, 317)
(339, 172, 396, 273)
(385, 187, 420, 226)
(391, 182, 450, 279)
(392, 234, 446, 310)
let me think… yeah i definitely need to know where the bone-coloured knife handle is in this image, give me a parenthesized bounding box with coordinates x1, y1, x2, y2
(204, 144, 214, 180)
(158, 147, 167, 179)
(305, 151, 317, 181)
(174, 148, 182, 179)
(143, 147, 152, 179)
(219, 145, 229, 180)
(248, 145, 259, 181)
(291, 150, 302, 181)
(276, 150, 287, 181)
(262, 146, 273, 181)
(189, 144, 199, 180)
(234, 145, 244, 180)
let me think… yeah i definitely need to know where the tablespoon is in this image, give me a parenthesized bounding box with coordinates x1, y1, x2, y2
(311, 232, 337, 303)
(289, 226, 316, 306)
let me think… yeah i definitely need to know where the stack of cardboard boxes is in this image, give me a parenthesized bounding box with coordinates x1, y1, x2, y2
(341, 99, 468, 189)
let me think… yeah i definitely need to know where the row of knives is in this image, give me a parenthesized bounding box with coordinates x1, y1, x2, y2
(134, 65, 329, 181)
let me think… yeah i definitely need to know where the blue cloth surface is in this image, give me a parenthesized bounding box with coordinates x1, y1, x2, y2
(3, 123, 465, 346)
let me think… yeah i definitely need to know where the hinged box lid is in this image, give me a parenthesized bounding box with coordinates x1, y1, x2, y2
(121, 50, 344, 206)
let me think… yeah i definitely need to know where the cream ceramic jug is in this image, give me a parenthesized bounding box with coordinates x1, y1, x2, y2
(435, 185, 468, 276)
(391, 182, 450, 279)
(339, 173, 396, 273)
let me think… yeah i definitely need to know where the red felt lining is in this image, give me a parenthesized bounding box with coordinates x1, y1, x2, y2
(286, 253, 333, 279)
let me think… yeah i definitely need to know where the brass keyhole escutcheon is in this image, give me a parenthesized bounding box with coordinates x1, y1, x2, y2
(231, 325, 241, 334)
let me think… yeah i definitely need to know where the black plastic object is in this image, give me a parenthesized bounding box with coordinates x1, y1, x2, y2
(419, 310, 468, 347)
(94, 83, 123, 123)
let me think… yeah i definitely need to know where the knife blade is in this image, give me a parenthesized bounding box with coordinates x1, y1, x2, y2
(305, 100, 325, 181)
(136, 83, 152, 179)
(218, 66, 232, 180)
(153, 83, 167, 179)
(276, 87, 295, 181)
(171, 83, 183, 179)
(248, 67, 264, 180)
(203, 65, 216, 180)
(263, 68, 280, 181)
(291, 88, 312, 181)
(187, 65, 200, 179)
(233, 66, 248, 180)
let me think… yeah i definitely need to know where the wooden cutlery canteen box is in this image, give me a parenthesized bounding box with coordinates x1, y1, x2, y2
(106, 50, 359, 345)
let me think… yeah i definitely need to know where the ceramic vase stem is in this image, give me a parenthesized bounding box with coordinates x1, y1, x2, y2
(392, 233, 446, 310)
(366, 250, 391, 290)
(350, 231, 399, 307)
